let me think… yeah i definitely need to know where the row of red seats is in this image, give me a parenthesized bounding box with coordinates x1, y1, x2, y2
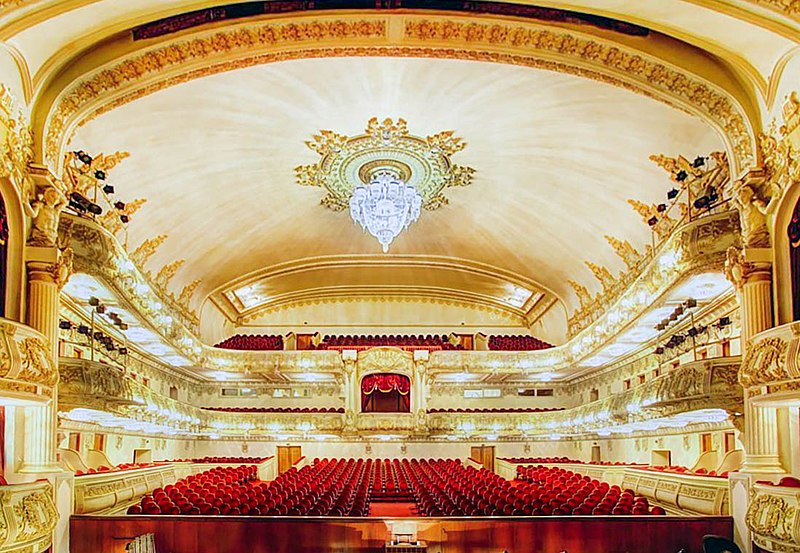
(758, 476, 800, 487)
(128, 466, 258, 515)
(504, 457, 638, 465)
(428, 408, 564, 414)
(314, 334, 460, 350)
(514, 466, 665, 515)
(488, 335, 553, 351)
(645, 466, 731, 478)
(75, 462, 161, 476)
(202, 407, 345, 414)
(214, 334, 283, 350)
(164, 457, 269, 464)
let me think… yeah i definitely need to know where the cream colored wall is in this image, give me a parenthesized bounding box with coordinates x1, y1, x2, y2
(426, 389, 571, 410)
(194, 389, 344, 409)
(192, 439, 576, 461)
(57, 430, 196, 467)
(224, 299, 529, 338)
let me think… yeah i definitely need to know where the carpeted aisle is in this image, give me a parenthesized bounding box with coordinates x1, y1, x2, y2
(368, 502, 418, 517)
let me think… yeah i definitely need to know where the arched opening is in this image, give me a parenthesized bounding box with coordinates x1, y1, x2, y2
(788, 196, 800, 321)
(360, 373, 411, 413)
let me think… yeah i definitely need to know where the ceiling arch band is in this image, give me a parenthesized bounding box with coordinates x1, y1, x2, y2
(39, 13, 757, 175)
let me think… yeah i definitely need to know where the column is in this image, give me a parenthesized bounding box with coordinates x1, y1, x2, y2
(19, 254, 61, 473)
(341, 351, 357, 434)
(738, 260, 783, 474)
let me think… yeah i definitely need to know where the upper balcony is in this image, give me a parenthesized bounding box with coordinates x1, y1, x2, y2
(0, 317, 58, 404)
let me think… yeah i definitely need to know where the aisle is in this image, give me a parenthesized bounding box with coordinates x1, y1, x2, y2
(368, 502, 418, 517)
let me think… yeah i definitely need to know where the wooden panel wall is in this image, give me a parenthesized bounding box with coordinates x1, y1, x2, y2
(71, 515, 733, 553)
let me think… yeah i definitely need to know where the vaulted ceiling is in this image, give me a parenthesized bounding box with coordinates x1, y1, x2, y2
(2, 0, 798, 344)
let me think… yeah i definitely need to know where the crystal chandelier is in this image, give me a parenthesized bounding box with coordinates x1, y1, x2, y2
(349, 170, 422, 252)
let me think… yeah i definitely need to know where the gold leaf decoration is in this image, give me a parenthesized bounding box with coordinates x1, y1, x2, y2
(154, 259, 185, 288)
(604, 235, 642, 270)
(130, 234, 167, 267)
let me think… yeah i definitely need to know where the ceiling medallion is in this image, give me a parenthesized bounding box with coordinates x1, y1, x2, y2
(295, 117, 475, 251)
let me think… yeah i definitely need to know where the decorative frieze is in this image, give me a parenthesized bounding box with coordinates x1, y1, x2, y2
(0, 480, 58, 553)
(747, 483, 800, 553)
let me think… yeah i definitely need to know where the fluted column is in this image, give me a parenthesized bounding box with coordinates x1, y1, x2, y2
(20, 254, 61, 473)
(341, 351, 357, 434)
(737, 260, 783, 474)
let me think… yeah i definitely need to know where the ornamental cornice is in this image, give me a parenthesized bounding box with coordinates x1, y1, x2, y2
(41, 13, 755, 175)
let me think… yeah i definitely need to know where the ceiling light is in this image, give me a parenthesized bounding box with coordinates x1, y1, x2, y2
(350, 170, 421, 253)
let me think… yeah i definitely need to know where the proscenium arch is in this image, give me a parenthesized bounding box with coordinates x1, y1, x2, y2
(31, 12, 760, 176)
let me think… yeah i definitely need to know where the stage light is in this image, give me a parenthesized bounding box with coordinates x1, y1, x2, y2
(667, 188, 679, 200)
(77, 324, 90, 336)
(95, 304, 106, 314)
(74, 150, 93, 165)
(69, 192, 103, 216)
(654, 347, 665, 355)
(102, 184, 115, 194)
(120, 215, 130, 224)
(93, 331, 105, 340)
(718, 316, 731, 327)
(685, 298, 697, 308)
(119, 347, 128, 356)
(675, 170, 688, 182)
(114, 201, 126, 211)
(648, 216, 658, 226)
(692, 156, 706, 168)
(656, 203, 667, 213)
(88, 297, 100, 307)
(688, 327, 698, 337)
(94, 170, 107, 180)
(59, 320, 73, 330)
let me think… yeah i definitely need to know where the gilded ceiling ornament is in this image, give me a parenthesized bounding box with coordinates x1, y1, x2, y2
(604, 235, 642, 270)
(64, 151, 129, 196)
(99, 198, 146, 235)
(177, 279, 201, 307)
(567, 279, 592, 309)
(295, 117, 475, 213)
(584, 261, 616, 291)
(130, 234, 167, 267)
(734, 182, 777, 248)
(627, 199, 675, 241)
(153, 259, 185, 288)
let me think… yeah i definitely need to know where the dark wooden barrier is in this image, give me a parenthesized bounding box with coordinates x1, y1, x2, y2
(71, 515, 732, 553)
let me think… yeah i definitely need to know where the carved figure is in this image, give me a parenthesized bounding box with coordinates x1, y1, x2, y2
(724, 246, 749, 290)
(24, 186, 66, 247)
(735, 183, 777, 248)
(54, 247, 74, 289)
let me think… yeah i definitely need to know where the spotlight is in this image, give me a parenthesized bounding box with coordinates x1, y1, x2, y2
(119, 323, 128, 331)
(94, 170, 107, 180)
(88, 297, 100, 307)
(667, 188, 679, 200)
(118, 347, 128, 356)
(77, 324, 90, 336)
(93, 331, 105, 340)
(656, 203, 667, 213)
(120, 215, 130, 224)
(688, 327, 699, 337)
(675, 170, 688, 182)
(59, 320, 73, 330)
(718, 316, 731, 327)
(675, 305, 684, 316)
(69, 192, 102, 215)
(669, 312, 678, 321)
(685, 298, 697, 308)
(654, 347, 665, 355)
(95, 304, 106, 314)
(74, 150, 93, 165)
(114, 201, 126, 211)
(692, 156, 706, 168)
(648, 216, 658, 227)
(102, 184, 115, 195)
(105, 342, 116, 351)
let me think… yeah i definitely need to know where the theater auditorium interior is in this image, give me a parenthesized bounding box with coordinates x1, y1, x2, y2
(0, 1, 800, 553)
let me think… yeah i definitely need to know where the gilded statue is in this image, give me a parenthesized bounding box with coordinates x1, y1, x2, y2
(24, 186, 66, 247)
(734, 183, 777, 248)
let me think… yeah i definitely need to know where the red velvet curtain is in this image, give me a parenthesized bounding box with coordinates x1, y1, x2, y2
(790, 197, 800, 321)
(361, 373, 411, 412)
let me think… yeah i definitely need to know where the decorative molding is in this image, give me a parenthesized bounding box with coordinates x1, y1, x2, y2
(0, 318, 57, 401)
(130, 234, 167, 267)
(42, 15, 755, 176)
(741, 322, 799, 389)
(747, 483, 800, 553)
(0, 480, 58, 553)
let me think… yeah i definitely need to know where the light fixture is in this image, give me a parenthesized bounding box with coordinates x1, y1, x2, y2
(349, 169, 422, 253)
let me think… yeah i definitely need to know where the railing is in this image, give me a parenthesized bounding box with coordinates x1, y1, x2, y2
(746, 482, 800, 552)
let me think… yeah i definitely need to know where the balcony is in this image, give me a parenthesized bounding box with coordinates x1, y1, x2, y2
(0, 318, 57, 403)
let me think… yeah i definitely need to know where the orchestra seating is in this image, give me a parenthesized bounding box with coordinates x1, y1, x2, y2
(488, 334, 553, 351)
(314, 334, 461, 350)
(165, 457, 270, 464)
(201, 407, 345, 414)
(124, 458, 664, 518)
(214, 334, 284, 350)
(428, 407, 563, 414)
